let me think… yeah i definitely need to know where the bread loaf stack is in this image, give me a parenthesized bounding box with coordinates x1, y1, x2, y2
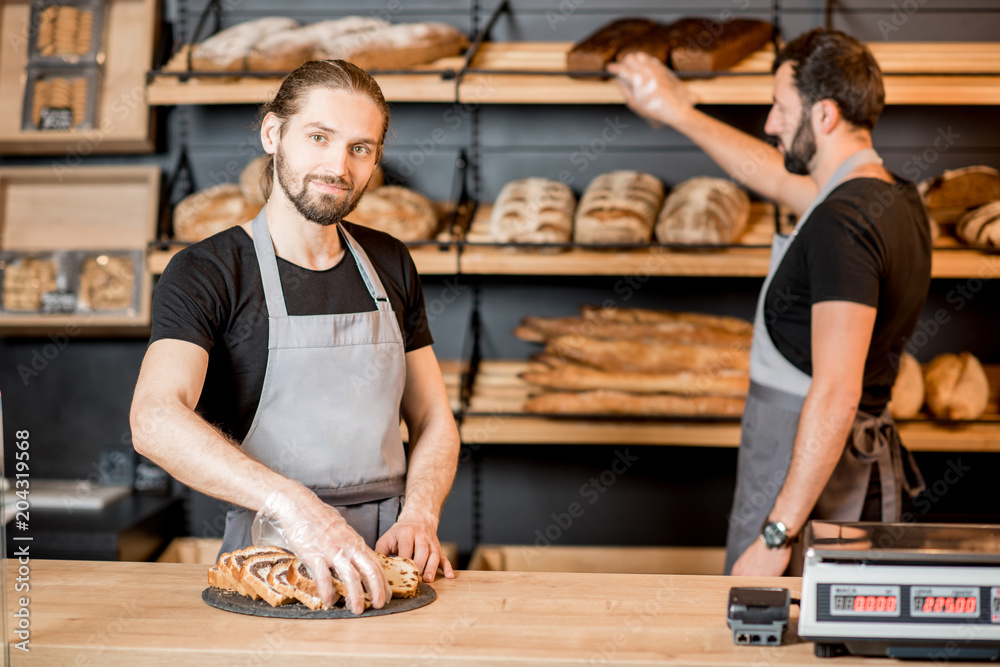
(208, 545, 421, 610)
(574, 171, 664, 244)
(919, 165, 1000, 226)
(185, 17, 467, 73)
(489, 178, 576, 245)
(516, 305, 752, 417)
(348, 185, 438, 242)
(567, 16, 771, 73)
(655, 177, 750, 244)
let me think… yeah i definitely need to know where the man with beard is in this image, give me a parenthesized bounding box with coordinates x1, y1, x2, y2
(610, 28, 930, 575)
(130, 60, 459, 613)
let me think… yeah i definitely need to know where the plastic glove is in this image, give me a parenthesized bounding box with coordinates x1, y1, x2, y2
(252, 486, 391, 614)
(607, 52, 695, 128)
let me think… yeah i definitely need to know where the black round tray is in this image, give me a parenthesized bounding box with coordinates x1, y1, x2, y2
(202, 582, 436, 619)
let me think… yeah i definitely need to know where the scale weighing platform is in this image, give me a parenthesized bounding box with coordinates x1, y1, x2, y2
(799, 522, 1000, 661)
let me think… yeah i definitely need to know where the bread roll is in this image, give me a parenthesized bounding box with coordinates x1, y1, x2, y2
(174, 183, 259, 242)
(956, 200, 1000, 248)
(191, 17, 300, 71)
(574, 171, 664, 244)
(924, 352, 989, 420)
(655, 177, 750, 244)
(314, 22, 468, 70)
(489, 178, 575, 244)
(348, 185, 438, 242)
(919, 165, 1000, 224)
(524, 389, 746, 417)
(887, 352, 924, 419)
(247, 17, 389, 71)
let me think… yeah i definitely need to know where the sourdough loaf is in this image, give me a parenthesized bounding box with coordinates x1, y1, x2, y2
(191, 17, 300, 71)
(348, 185, 438, 242)
(524, 389, 746, 417)
(238, 155, 269, 208)
(655, 177, 750, 244)
(567, 18, 658, 72)
(247, 17, 389, 71)
(887, 352, 924, 420)
(173, 183, 260, 242)
(924, 352, 989, 420)
(314, 22, 468, 70)
(574, 171, 664, 244)
(489, 178, 576, 244)
(669, 18, 772, 71)
(919, 165, 1000, 223)
(956, 200, 1000, 248)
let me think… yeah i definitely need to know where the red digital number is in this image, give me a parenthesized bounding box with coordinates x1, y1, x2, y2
(875, 596, 887, 612)
(923, 597, 934, 613)
(967, 597, 977, 614)
(854, 596, 865, 612)
(934, 597, 945, 613)
(887, 596, 897, 613)
(865, 596, 877, 612)
(945, 597, 955, 613)
(955, 598, 966, 614)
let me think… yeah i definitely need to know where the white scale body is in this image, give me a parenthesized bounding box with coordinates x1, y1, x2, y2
(799, 522, 1000, 661)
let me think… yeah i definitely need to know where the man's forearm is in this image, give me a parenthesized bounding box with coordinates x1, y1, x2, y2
(769, 384, 859, 536)
(131, 397, 311, 512)
(398, 411, 460, 524)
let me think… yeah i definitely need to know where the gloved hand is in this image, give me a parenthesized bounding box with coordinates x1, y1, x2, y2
(253, 485, 390, 614)
(607, 52, 695, 128)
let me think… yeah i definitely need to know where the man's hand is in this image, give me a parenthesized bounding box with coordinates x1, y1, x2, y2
(376, 509, 455, 582)
(258, 486, 390, 614)
(607, 52, 695, 128)
(731, 538, 792, 577)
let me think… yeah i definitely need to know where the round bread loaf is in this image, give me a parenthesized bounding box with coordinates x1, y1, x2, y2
(347, 185, 437, 242)
(489, 178, 575, 244)
(574, 170, 664, 244)
(923, 351, 989, 420)
(239, 155, 270, 208)
(655, 177, 750, 244)
(887, 352, 924, 420)
(174, 183, 259, 242)
(191, 17, 300, 71)
(918, 165, 1000, 224)
(956, 200, 1000, 248)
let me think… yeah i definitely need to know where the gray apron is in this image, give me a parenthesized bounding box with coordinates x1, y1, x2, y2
(218, 209, 407, 556)
(723, 149, 925, 574)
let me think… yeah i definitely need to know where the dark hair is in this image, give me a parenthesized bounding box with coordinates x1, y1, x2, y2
(773, 28, 884, 130)
(256, 59, 390, 196)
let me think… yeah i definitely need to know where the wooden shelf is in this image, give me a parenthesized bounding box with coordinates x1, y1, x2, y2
(460, 42, 1000, 105)
(0, 0, 159, 154)
(146, 56, 463, 105)
(459, 360, 1000, 453)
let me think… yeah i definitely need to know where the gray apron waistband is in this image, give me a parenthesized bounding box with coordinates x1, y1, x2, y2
(748, 380, 806, 412)
(309, 477, 406, 505)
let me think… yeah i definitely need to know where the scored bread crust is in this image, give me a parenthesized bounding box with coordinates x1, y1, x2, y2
(655, 177, 750, 244)
(489, 178, 576, 244)
(579, 304, 752, 336)
(247, 17, 389, 71)
(313, 22, 469, 70)
(574, 171, 664, 244)
(191, 17, 300, 71)
(544, 334, 750, 374)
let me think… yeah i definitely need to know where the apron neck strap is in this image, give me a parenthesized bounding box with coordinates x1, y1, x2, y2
(792, 147, 883, 236)
(250, 210, 393, 317)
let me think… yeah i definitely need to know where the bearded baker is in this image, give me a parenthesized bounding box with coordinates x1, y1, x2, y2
(610, 28, 929, 575)
(130, 60, 459, 613)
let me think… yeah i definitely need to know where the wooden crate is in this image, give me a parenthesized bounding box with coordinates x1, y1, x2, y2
(469, 544, 726, 576)
(0, 164, 160, 333)
(0, 0, 160, 154)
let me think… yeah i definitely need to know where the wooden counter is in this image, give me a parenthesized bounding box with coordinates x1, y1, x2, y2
(5, 559, 945, 666)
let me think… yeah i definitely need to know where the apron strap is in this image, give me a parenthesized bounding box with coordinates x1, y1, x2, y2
(849, 408, 926, 520)
(338, 223, 392, 309)
(251, 209, 289, 318)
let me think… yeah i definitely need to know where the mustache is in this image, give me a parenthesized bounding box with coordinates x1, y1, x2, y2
(765, 135, 780, 149)
(305, 174, 353, 189)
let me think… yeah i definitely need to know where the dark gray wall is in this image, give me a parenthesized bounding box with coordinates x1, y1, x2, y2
(2, 1, 999, 560)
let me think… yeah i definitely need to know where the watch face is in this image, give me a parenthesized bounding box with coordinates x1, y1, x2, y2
(763, 522, 787, 547)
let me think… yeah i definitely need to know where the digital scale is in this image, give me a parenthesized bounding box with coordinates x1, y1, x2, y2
(799, 522, 1000, 661)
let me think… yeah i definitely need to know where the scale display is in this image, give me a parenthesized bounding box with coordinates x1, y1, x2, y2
(830, 585, 900, 617)
(911, 586, 979, 617)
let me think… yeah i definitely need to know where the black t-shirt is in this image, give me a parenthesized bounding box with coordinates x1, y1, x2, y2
(764, 177, 932, 412)
(150, 221, 433, 441)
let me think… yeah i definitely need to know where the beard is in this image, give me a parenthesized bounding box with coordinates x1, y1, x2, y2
(781, 112, 817, 176)
(275, 145, 366, 226)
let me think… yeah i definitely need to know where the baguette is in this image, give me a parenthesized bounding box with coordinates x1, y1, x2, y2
(524, 389, 746, 417)
(514, 315, 751, 347)
(887, 352, 924, 420)
(521, 363, 749, 397)
(579, 304, 752, 336)
(924, 352, 989, 420)
(545, 334, 750, 374)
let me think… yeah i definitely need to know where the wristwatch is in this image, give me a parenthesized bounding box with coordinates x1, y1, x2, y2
(760, 519, 794, 549)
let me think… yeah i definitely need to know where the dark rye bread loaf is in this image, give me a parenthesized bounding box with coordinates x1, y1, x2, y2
(567, 18, 657, 72)
(616, 19, 707, 64)
(670, 18, 772, 71)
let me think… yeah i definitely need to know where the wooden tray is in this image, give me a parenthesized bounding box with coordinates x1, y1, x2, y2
(0, 165, 160, 333)
(0, 0, 160, 154)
